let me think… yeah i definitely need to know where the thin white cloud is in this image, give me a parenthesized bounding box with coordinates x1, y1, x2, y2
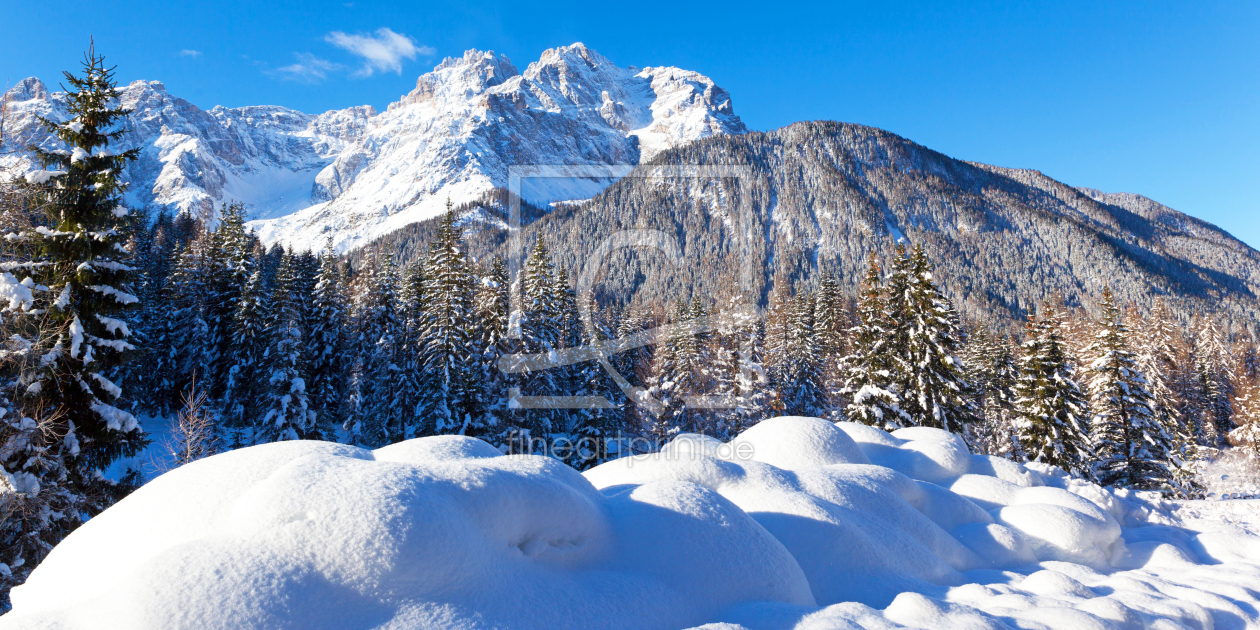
(180, 49, 203, 58)
(276, 53, 344, 84)
(324, 27, 433, 77)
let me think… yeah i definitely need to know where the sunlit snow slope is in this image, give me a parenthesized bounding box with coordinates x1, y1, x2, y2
(1, 43, 745, 253)
(4, 417, 1258, 630)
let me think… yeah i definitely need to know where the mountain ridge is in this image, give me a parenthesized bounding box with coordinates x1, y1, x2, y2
(355, 120, 1258, 332)
(1, 43, 746, 252)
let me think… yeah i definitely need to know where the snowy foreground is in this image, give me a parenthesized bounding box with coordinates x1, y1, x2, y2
(5, 418, 1260, 630)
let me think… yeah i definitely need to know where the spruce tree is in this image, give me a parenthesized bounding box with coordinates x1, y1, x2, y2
(963, 326, 1018, 456)
(840, 254, 909, 429)
(259, 251, 314, 442)
(1012, 309, 1092, 476)
(780, 292, 827, 416)
(223, 268, 271, 444)
(1194, 317, 1235, 447)
(1, 45, 145, 606)
(306, 244, 347, 440)
(892, 245, 978, 433)
(13, 43, 146, 483)
(417, 210, 478, 435)
(1088, 288, 1173, 490)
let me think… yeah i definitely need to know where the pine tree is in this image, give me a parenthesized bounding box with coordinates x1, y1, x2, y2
(1, 45, 145, 606)
(417, 209, 478, 435)
(840, 254, 909, 429)
(1194, 317, 1235, 447)
(12, 43, 146, 485)
(963, 326, 1019, 456)
(780, 292, 827, 416)
(891, 245, 978, 433)
(306, 243, 347, 440)
(1012, 309, 1092, 476)
(259, 251, 314, 442)
(473, 257, 510, 438)
(1088, 288, 1174, 490)
(223, 268, 272, 444)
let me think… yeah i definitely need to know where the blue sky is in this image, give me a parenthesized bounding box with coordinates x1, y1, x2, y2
(4, 0, 1257, 249)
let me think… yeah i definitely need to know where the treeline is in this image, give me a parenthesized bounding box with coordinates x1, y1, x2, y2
(116, 203, 1260, 499)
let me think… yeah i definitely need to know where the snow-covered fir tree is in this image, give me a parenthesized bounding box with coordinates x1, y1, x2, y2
(963, 326, 1018, 457)
(1135, 301, 1201, 496)
(259, 251, 314, 442)
(1229, 369, 1260, 456)
(360, 254, 404, 445)
(1012, 308, 1093, 477)
(780, 292, 827, 416)
(840, 254, 909, 429)
(1088, 288, 1174, 491)
(711, 295, 769, 438)
(10, 43, 146, 481)
(506, 236, 564, 449)
(646, 300, 708, 441)
(472, 257, 510, 437)
(305, 244, 348, 440)
(565, 297, 623, 469)
(417, 209, 479, 435)
(889, 245, 978, 433)
(1194, 317, 1235, 448)
(814, 272, 848, 417)
(223, 268, 271, 443)
(206, 202, 255, 399)
(0, 46, 145, 606)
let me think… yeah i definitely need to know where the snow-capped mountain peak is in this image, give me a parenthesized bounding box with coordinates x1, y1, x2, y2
(2, 44, 745, 253)
(256, 43, 746, 252)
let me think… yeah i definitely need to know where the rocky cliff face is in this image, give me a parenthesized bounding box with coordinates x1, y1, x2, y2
(1, 43, 746, 253)
(2, 77, 372, 223)
(257, 43, 746, 252)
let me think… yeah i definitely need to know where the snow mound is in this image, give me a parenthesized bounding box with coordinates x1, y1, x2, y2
(6, 419, 1260, 630)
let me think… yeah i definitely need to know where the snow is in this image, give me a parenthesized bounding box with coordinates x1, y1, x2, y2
(0, 272, 36, 311)
(5, 419, 1260, 630)
(21, 170, 64, 185)
(4, 46, 745, 255)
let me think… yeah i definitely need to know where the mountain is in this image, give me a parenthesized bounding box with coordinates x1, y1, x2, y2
(1, 43, 746, 252)
(1, 76, 374, 223)
(358, 121, 1260, 332)
(5, 46, 1256, 329)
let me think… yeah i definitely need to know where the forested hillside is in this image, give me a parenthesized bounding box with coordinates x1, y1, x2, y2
(362, 121, 1260, 338)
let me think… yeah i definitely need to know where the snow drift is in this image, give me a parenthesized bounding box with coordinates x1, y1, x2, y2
(4, 417, 1260, 629)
